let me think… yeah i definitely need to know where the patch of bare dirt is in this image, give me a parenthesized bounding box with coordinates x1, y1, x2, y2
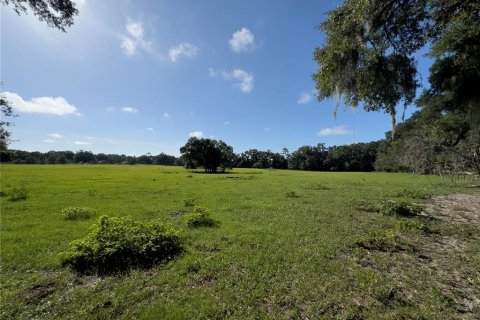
(349, 194, 480, 318)
(23, 282, 56, 304)
(425, 193, 480, 225)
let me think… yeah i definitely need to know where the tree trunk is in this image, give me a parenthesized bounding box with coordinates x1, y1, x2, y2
(390, 106, 396, 140)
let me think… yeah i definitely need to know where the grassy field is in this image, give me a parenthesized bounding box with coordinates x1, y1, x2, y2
(1, 165, 479, 319)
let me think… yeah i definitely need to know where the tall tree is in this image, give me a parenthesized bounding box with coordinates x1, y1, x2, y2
(313, 0, 479, 139)
(0, 96, 15, 161)
(180, 137, 234, 173)
(1, 0, 79, 31)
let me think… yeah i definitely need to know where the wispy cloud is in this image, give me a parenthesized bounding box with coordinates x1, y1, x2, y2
(147, 127, 154, 132)
(75, 140, 92, 145)
(48, 133, 63, 138)
(168, 43, 199, 62)
(189, 131, 203, 138)
(164, 112, 170, 118)
(3, 91, 80, 116)
(229, 28, 255, 53)
(223, 121, 231, 125)
(121, 107, 138, 113)
(121, 19, 152, 56)
(209, 68, 254, 93)
(297, 92, 313, 104)
(317, 125, 353, 136)
(264, 127, 270, 132)
(44, 139, 55, 143)
(106, 107, 116, 112)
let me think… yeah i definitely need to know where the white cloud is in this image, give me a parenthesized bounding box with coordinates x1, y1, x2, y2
(121, 19, 152, 56)
(317, 125, 353, 136)
(209, 68, 254, 93)
(121, 107, 138, 113)
(44, 139, 55, 143)
(48, 133, 63, 138)
(189, 131, 203, 138)
(2, 91, 80, 116)
(121, 38, 137, 56)
(147, 127, 154, 132)
(229, 28, 255, 53)
(106, 107, 116, 112)
(297, 92, 312, 104)
(75, 140, 91, 145)
(164, 112, 170, 118)
(168, 43, 199, 62)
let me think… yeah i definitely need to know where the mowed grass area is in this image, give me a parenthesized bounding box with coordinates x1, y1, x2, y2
(1, 165, 479, 319)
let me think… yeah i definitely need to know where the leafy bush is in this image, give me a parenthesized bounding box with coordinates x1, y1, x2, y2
(184, 198, 195, 207)
(60, 215, 182, 274)
(380, 200, 422, 217)
(6, 185, 28, 202)
(62, 207, 98, 220)
(395, 218, 431, 234)
(285, 191, 299, 198)
(184, 206, 217, 228)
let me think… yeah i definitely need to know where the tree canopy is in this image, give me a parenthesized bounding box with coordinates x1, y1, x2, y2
(2, 0, 79, 31)
(313, 0, 480, 138)
(180, 137, 235, 173)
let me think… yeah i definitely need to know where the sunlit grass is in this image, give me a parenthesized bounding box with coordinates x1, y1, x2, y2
(1, 164, 478, 319)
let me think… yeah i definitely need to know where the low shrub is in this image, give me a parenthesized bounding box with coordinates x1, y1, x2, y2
(393, 188, 430, 200)
(62, 207, 98, 220)
(380, 200, 422, 217)
(355, 229, 414, 252)
(285, 191, 299, 198)
(395, 218, 431, 234)
(60, 215, 182, 274)
(6, 185, 28, 202)
(184, 206, 217, 228)
(184, 198, 195, 207)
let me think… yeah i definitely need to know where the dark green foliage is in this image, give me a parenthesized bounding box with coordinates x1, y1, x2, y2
(6, 184, 27, 202)
(62, 207, 97, 220)
(2, 0, 79, 32)
(60, 216, 182, 274)
(285, 191, 300, 198)
(184, 206, 217, 228)
(0, 95, 14, 160)
(183, 198, 195, 207)
(180, 137, 235, 173)
(380, 200, 422, 217)
(314, 0, 480, 139)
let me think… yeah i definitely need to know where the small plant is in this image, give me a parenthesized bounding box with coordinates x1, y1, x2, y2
(60, 215, 182, 274)
(394, 188, 430, 200)
(6, 185, 28, 202)
(62, 207, 98, 220)
(395, 218, 431, 234)
(311, 183, 330, 191)
(184, 198, 195, 207)
(380, 200, 422, 217)
(354, 200, 380, 213)
(285, 191, 299, 198)
(184, 206, 217, 228)
(354, 229, 413, 252)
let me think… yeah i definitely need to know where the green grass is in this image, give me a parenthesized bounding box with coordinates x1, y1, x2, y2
(1, 164, 479, 319)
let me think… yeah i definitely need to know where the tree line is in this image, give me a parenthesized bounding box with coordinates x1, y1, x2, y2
(3, 139, 381, 173)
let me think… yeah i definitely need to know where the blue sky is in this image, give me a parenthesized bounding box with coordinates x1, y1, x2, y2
(1, 0, 432, 156)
